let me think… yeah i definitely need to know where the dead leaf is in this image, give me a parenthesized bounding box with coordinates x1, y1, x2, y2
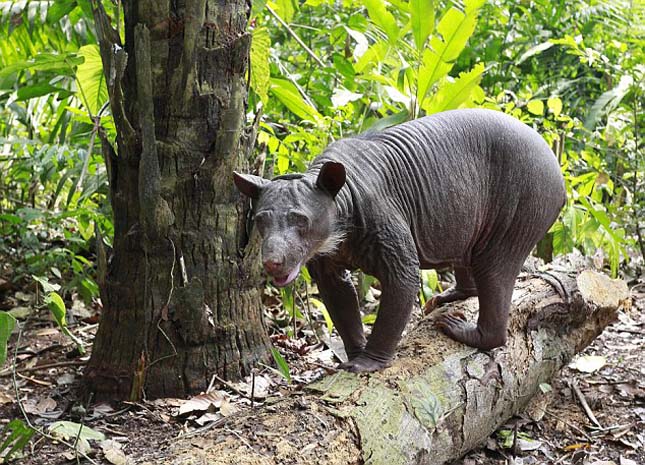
(219, 398, 239, 417)
(570, 355, 606, 373)
(178, 391, 228, 416)
(235, 374, 272, 399)
(15, 291, 31, 302)
(35, 397, 57, 414)
(57, 373, 76, 385)
(8, 306, 31, 319)
(194, 412, 221, 426)
(0, 391, 14, 404)
(101, 440, 130, 465)
(620, 458, 638, 465)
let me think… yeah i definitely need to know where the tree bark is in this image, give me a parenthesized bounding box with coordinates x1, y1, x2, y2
(84, 0, 271, 400)
(145, 270, 629, 465)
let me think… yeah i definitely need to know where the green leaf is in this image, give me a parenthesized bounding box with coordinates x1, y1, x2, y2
(362, 314, 377, 325)
(33, 275, 62, 293)
(46, 0, 78, 23)
(364, 0, 399, 43)
(76, 44, 108, 116)
(269, 78, 321, 121)
(270, 348, 291, 382)
(423, 62, 485, 114)
(365, 109, 410, 133)
(547, 97, 563, 117)
(0, 419, 35, 461)
(309, 298, 333, 333)
(410, 0, 435, 52)
(416, 1, 483, 106)
(273, 0, 297, 23)
(584, 75, 632, 129)
(49, 421, 106, 442)
(332, 53, 356, 79)
(250, 27, 270, 102)
(45, 292, 67, 328)
(0, 312, 17, 366)
(0, 53, 83, 79)
(251, 0, 268, 18)
(527, 99, 544, 115)
(17, 83, 70, 101)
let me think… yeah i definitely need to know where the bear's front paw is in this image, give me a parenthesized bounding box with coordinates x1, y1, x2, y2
(338, 353, 391, 373)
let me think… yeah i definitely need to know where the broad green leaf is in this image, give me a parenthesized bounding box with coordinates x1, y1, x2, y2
(423, 62, 485, 114)
(270, 348, 291, 382)
(527, 99, 544, 115)
(365, 109, 410, 133)
(547, 97, 563, 116)
(332, 53, 356, 79)
(272, 0, 297, 23)
(49, 421, 106, 441)
(46, 0, 78, 23)
(416, 1, 483, 106)
(269, 78, 321, 121)
(76, 44, 108, 116)
(0, 53, 83, 78)
(251, 0, 268, 18)
(250, 27, 270, 102)
(0, 419, 35, 461)
(362, 314, 377, 325)
(364, 0, 399, 43)
(0, 312, 17, 366)
(17, 83, 70, 100)
(45, 292, 67, 328)
(355, 40, 389, 73)
(410, 0, 435, 52)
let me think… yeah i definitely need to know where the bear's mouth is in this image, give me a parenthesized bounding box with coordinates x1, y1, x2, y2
(271, 265, 301, 287)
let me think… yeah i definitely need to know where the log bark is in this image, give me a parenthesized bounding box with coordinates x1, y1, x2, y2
(84, 0, 272, 401)
(145, 270, 630, 465)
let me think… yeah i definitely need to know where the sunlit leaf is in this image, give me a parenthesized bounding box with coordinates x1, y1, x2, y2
(423, 62, 485, 114)
(270, 348, 291, 382)
(364, 0, 399, 43)
(410, 0, 434, 52)
(0, 312, 17, 366)
(547, 97, 563, 116)
(527, 99, 544, 115)
(76, 44, 108, 116)
(269, 78, 321, 121)
(46, 0, 78, 23)
(250, 27, 270, 102)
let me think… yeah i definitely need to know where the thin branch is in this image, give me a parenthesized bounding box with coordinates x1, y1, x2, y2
(266, 5, 324, 68)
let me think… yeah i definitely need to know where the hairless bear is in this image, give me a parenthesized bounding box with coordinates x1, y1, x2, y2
(234, 109, 566, 372)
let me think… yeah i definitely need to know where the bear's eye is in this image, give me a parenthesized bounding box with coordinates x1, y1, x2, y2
(287, 211, 310, 230)
(254, 211, 272, 235)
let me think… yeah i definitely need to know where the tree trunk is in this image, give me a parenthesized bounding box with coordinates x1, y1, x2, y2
(144, 270, 629, 465)
(84, 0, 271, 400)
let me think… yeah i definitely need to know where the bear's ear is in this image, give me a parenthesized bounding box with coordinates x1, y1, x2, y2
(233, 172, 269, 199)
(316, 162, 346, 198)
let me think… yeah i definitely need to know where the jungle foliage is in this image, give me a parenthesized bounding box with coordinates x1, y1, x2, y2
(0, 0, 643, 362)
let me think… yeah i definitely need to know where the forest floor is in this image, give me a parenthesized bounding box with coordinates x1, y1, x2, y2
(0, 270, 643, 465)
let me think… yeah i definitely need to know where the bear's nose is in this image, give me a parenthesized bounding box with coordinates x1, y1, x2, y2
(263, 259, 283, 275)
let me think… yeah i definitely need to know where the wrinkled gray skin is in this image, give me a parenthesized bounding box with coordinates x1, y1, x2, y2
(234, 109, 566, 372)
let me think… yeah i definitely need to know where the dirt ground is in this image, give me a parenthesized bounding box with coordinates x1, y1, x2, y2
(0, 277, 643, 465)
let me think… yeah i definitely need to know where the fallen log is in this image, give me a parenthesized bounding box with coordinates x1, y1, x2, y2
(147, 270, 629, 465)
